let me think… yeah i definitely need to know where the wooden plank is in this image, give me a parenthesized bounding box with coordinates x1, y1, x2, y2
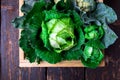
(1, 4, 20, 80)
(19, 0, 24, 61)
(47, 68, 85, 80)
(1, 0, 46, 80)
(85, 0, 120, 80)
(20, 60, 105, 67)
(19, 0, 105, 67)
(19, 68, 46, 80)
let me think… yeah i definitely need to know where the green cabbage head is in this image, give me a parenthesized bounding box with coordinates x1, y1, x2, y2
(81, 45, 104, 68)
(41, 18, 76, 53)
(84, 25, 104, 40)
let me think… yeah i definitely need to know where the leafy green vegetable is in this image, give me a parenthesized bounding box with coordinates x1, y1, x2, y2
(78, 2, 118, 48)
(79, 2, 117, 25)
(64, 49, 82, 60)
(19, 29, 37, 62)
(64, 27, 85, 60)
(102, 24, 118, 48)
(94, 3, 117, 24)
(12, 0, 118, 68)
(84, 25, 104, 40)
(13, 0, 84, 64)
(81, 46, 104, 68)
(43, 18, 76, 53)
(12, 16, 26, 29)
(43, 10, 70, 21)
(21, 0, 36, 14)
(85, 40, 105, 49)
(54, 0, 76, 10)
(35, 47, 63, 64)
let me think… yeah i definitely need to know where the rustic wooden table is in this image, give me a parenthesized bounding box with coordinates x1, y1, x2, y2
(1, 0, 120, 80)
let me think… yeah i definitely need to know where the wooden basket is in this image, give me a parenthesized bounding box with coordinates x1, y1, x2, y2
(19, 0, 105, 67)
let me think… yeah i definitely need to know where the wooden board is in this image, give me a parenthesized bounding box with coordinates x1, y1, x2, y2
(19, 0, 105, 67)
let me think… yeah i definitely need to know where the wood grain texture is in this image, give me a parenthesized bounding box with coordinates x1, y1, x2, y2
(85, 0, 120, 80)
(1, 0, 46, 80)
(47, 68, 85, 80)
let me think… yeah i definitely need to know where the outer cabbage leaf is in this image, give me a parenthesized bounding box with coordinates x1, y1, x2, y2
(102, 24, 118, 48)
(71, 10, 83, 27)
(12, 16, 26, 29)
(35, 47, 62, 64)
(94, 3, 117, 24)
(43, 10, 70, 21)
(81, 46, 104, 68)
(19, 29, 37, 62)
(40, 22, 52, 50)
(23, 1, 45, 25)
(64, 49, 82, 60)
(55, 0, 76, 11)
(12, 1, 45, 29)
(21, 0, 37, 14)
(86, 40, 105, 49)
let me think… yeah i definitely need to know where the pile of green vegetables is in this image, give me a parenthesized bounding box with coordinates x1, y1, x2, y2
(12, 0, 118, 68)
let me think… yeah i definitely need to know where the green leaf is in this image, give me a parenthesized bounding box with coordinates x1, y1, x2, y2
(28, 13, 43, 26)
(40, 22, 52, 50)
(19, 30, 37, 62)
(12, 1, 46, 29)
(81, 47, 104, 68)
(71, 10, 83, 27)
(55, 0, 76, 11)
(43, 10, 70, 21)
(26, 25, 41, 48)
(64, 49, 82, 60)
(64, 27, 85, 60)
(21, 0, 54, 14)
(19, 22, 42, 63)
(21, 0, 35, 14)
(84, 25, 104, 40)
(66, 0, 76, 10)
(86, 40, 105, 49)
(102, 24, 118, 48)
(35, 47, 62, 64)
(80, 2, 117, 26)
(94, 3, 117, 24)
(83, 46, 93, 61)
(24, 1, 46, 25)
(55, 0, 66, 11)
(73, 27, 85, 50)
(12, 16, 26, 29)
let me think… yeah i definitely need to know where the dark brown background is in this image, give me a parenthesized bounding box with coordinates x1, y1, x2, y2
(1, 0, 120, 80)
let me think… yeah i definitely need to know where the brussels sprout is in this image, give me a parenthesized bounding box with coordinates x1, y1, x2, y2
(84, 25, 104, 40)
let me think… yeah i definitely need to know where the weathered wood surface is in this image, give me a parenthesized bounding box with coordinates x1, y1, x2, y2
(47, 68, 85, 80)
(1, 0, 120, 80)
(1, 0, 46, 80)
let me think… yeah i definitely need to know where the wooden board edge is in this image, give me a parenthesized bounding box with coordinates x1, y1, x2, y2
(19, 60, 105, 67)
(19, 58, 105, 67)
(19, 0, 105, 67)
